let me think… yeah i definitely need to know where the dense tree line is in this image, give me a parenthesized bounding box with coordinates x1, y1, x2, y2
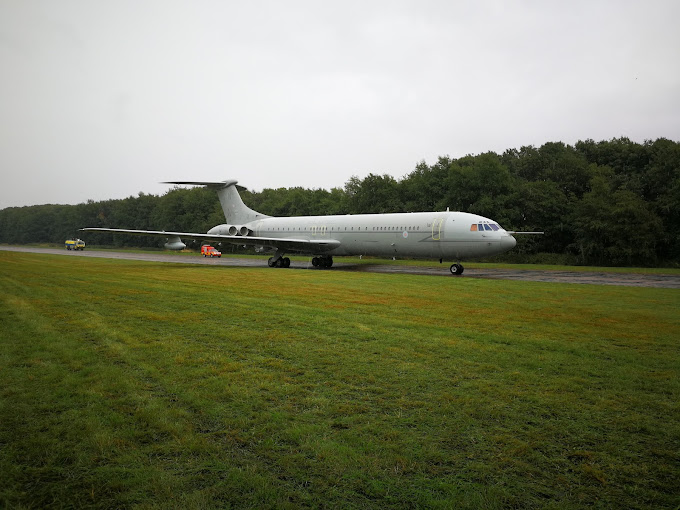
(2, 138, 678, 266)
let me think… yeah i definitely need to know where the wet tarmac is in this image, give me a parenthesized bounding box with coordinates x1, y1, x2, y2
(2, 245, 679, 288)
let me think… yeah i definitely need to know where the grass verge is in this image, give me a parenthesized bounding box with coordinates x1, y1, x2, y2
(1, 251, 679, 508)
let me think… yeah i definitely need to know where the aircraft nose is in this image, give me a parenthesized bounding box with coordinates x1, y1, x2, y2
(501, 234, 516, 250)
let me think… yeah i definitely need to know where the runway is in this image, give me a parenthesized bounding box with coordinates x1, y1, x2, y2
(2, 245, 679, 288)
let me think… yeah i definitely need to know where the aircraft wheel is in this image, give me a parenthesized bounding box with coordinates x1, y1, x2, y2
(324, 257, 333, 268)
(449, 263, 464, 275)
(312, 257, 319, 267)
(268, 257, 275, 267)
(283, 257, 291, 268)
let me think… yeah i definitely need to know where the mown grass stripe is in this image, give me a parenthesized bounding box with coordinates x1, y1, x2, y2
(1, 251, 678, 508)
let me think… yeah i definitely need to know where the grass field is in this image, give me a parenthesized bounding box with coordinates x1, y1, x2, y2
(1, 251, 678, 509)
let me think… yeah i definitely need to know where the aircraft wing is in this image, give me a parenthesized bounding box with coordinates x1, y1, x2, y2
(79, 228, 340, 254)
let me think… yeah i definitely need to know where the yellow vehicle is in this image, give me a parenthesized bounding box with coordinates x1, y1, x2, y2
(65, 238, 85, 251)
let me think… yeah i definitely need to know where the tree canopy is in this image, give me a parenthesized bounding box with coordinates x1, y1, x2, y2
(2, 138, 678, 267)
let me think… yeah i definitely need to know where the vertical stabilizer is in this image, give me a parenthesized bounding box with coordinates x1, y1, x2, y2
(164, 180, 270, 224)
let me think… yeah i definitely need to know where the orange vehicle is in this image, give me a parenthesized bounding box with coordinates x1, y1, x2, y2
(201, 245, 222, 258)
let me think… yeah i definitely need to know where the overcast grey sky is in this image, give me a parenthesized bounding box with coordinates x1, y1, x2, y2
(1, 0, 679, 208)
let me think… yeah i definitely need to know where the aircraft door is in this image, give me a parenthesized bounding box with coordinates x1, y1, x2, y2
(431, 217, 444, 258)
(432, 218, 444, 241)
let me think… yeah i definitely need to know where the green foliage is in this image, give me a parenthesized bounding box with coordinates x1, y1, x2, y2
(244, 187, 349, 216)
(444, 152, 518, 224)
(399, 159, 449, 212)
(345, 173, 402, 214)
(572, 167, 663, 265)
(1, 138, 679, 266)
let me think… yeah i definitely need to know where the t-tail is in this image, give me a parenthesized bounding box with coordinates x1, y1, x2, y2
(164, 180, 270, 225)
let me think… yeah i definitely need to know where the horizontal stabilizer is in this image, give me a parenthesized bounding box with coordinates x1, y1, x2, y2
(163, 180, 262, 223)
(163, 180, 238, 189)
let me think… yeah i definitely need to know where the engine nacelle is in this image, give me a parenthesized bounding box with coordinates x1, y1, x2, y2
(207, 224, 251, 236)
(164, 236, 186, 250)
(207, 224, 230, 235)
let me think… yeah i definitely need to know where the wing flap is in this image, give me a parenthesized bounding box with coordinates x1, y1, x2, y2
(79, 228, 340, 254)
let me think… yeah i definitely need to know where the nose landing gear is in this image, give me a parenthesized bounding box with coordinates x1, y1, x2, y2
(449, 263, 464, 275)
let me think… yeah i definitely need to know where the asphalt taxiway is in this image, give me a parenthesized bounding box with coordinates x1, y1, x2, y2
(2, 246, 679, 288)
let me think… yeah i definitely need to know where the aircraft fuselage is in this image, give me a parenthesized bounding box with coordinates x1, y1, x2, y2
(209, 210, 516, 260)
(83, 180, 527, 274)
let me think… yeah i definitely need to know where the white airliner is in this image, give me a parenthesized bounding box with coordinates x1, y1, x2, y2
(82, 180, 541, 275)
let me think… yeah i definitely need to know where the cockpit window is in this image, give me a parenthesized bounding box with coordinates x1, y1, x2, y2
(472, 222, 502, 231)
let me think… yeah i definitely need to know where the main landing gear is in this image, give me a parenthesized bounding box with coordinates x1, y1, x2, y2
(311, 256, 333, 268)
(268, 256, 291, 268)
(449, 263, 464, 275)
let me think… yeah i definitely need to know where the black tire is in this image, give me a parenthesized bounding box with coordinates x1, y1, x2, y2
(449, 263, 464, 275)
